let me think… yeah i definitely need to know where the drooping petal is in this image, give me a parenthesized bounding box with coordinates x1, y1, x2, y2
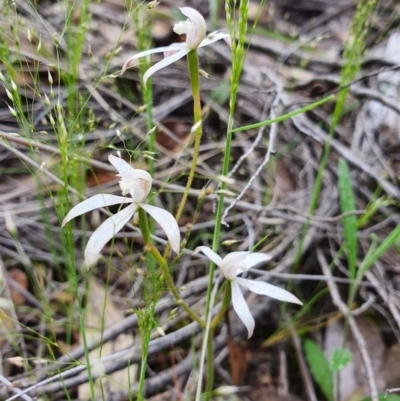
(194, 246, 223, 267)
(143, 48, 190, 87)
(236, 277, 303, 305)
(62, 194, 133, 227)
(231, 280, 255, 338)
(198, 32, 231, 48)
(220, 252, 250, 280)
(139, 203, 181, 254)
(175, 7, 207, 49)
(121, 44, 187, 74)
(85, 203, 137, 268)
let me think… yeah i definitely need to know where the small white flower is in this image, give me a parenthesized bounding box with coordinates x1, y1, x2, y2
(196, 246, 303, 338)
(62, 155, 181, 267)
(121, 7, 230, 86)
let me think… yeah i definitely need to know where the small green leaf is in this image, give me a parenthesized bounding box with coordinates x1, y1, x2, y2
(330, 348, 352, 372)
(338, 158, 358, 280)
(304, 339, 333, 401)
(361, 393, 400, 401)
(359, 223, 400, 278)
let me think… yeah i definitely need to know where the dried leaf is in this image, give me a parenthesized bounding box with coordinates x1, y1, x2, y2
(227, 330, 250, 385)
(78, 278, 137, 398)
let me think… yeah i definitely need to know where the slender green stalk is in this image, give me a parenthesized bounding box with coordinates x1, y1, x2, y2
(205, 334, 214, 394)
(136, 305, 155, 401)
(230, 95, 334, 133)
(210, 282, 231, 329)
(133, 6, 157, 399)
(204, 285, 232, 396)
(201, 1, 250, 395)
(174, 50, 203, 223)
(79, 291, 96, 401)
(138, 208, 204, 327)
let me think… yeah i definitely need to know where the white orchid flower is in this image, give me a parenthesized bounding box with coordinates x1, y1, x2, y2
(196, 247, 303, 338)
(121, 7, 230, 86)
(62, 155, 181, 267)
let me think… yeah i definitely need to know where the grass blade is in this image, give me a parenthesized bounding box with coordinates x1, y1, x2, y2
(338, 158, 357, 280)
(304, 339, 333, 401)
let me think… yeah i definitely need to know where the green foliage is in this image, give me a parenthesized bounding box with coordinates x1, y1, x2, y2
(293, 0, 377, 267)
(338, 158, 358, 280)
(358, 223, 400, 278)
(361, 394, 400, 401)
(303, 339, 333, 401)
(330, 348, 352, 372)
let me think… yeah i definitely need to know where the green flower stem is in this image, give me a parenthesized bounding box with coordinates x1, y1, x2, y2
(138, 207, 151, 243)
(174, 49, 202, 223)
(138, 208, 204, 327)
(202, 0, 250, 391)
(210, 282, 231, 330)
(205, 333, 214, 394)
(137, 201, 155, 401)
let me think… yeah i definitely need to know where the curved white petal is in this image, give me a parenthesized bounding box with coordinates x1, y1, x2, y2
(199, 32, 231, 48)
(123, 169, 152, 184)
(194, 246, 223, 267)
(121, 44, 187, 74)
(109, 155, 152, 182)
(236, 277, 303, 305)
(108, 154, 133, 175)
(85, 203, 137, 268)
(143, 48, 190, 87)
(178, 7, 207, 49)
(243, 253, 273, 270)
(62, 194, 133, 227)
(139, 204, 181, 254)
(220, 252, 250, 280)
(231, 281, 255, 338)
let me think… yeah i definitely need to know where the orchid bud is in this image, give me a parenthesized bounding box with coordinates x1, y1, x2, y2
(173, 7, 207, 50)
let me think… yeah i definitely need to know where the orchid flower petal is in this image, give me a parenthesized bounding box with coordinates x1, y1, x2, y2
(139, 203, 181, 254)
(231, 281, 255, 338)
(195, 246, 223, 267)
(220, 252, 272, 279)
(121, 44, 187, 74)
(108, 155, 152, 182)
(220, 252, 250, 280)
(85, 203, 137, 268)
(199, 32, 231, 48)
(143, 48, 190, 87)
(236, 277, 303, 305)
(108, 154, 133, 175)
(62, 194, 133, 227)
(175, 7, 207, 49)
(243, 253, 273, 270)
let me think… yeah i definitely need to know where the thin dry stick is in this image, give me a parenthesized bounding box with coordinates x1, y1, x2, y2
(33, 275, 210, 382)
(317, 249, 379, 401)
(226, 94, 270, 179)
(221, 71, 283, 226)
(0, 375, 33, 401)
(365, 270, 400, 331)
(288, 321, 318, 401)
(195, 274, 222, 401)
(7, 321, 203, 400)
